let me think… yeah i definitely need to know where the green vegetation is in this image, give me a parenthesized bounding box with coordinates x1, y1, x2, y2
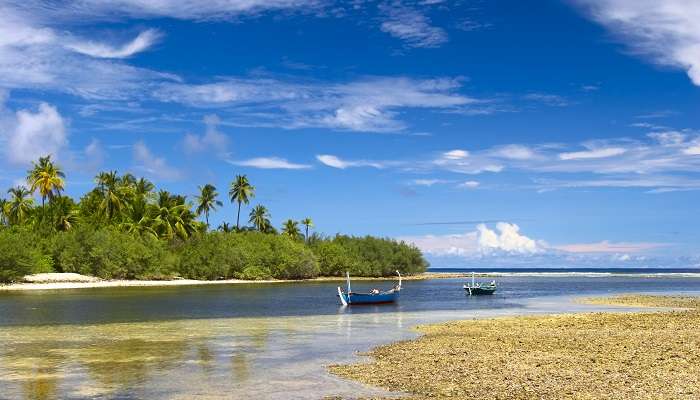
(0, 156, 428, 283)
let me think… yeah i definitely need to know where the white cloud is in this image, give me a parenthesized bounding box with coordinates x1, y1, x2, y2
(400, 222, 543, 257)
(2, 102, 67, 164)
(573, 0, 700, 85)
(535, 176, 700, 192)
(410, 178, 449, 186)
(230, 157, 311, 170)
(132, 140, 182, 180)
(29, 0, 322, 21)
(433, 149, 504, 174)
(648, 131, 686, 146)
(316, 154, 385, 169)
(558, 147, 627, 160)
(0, 7, 175, 100)
(490, 144, 535, 160)
(457, 180, 479, 189)
(401, 222, 669, 267)
(442, 149, 469, 160)
(477, 223, 541, 254)
(155, 76, 474, 132)
(65, 29, 162, 59)
(182, 114, 230, 156)
(379, 2, 448, 48)
(683, 145, 700, 155)
(552, 240, 667, 253)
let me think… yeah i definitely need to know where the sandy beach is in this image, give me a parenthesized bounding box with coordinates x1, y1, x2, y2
(331, 295, 700, 400)
(0, 272, 467, 292)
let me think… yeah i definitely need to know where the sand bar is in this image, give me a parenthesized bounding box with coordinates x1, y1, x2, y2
(331, 295, 700, 400)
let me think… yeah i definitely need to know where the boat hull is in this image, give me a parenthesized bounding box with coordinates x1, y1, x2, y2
(463, 286, 496, 295)
(340, 291, 399, 305)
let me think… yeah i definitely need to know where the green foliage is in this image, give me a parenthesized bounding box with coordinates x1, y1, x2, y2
(311, 235, 429, 277)
(311, 240, 360, 276)
(49, 227, 176, 279)
(176, 232, 319, 280)
(0, 229, 52, 282)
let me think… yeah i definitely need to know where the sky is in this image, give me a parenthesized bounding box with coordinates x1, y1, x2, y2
(1, 0, 699, 268)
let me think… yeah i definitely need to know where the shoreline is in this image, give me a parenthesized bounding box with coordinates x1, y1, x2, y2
(0, 272, 468, 292)
(330, 294, 700, 400)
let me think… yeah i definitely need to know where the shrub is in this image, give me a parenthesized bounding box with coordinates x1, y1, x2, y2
(0, 229, 52, 282)
(51, 227, 175, 279)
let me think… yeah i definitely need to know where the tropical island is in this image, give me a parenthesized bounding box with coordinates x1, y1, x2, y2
(0, 156, 428, 284)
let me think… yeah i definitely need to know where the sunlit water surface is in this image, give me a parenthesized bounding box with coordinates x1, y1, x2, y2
(2, 275, 700, 399)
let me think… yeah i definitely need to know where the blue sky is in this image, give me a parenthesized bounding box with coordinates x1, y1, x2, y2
(1, 0, 699, 268)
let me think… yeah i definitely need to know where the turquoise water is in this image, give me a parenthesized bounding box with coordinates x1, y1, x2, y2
(1, 275, 700, 399)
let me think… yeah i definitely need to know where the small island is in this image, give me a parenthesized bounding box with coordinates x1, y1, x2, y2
(0, 156, 428, 285)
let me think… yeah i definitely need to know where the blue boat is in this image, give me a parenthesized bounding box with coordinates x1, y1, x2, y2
(337, 271, 402, 306)
(463, 272, 497, 296)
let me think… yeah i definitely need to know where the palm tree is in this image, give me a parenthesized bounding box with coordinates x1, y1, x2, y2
(0, 198, 9, 226)
(218, 222, 233, 233)
(134, 178, 155, 199)
(50, 197, 79, 232)
(195, 184, 222, 227)
(95, 171, 126, 220)
(249, 204, 271, 232)
(149, 202, 198, 240)
(7, 186, 34, 225)
(301, 217, 314, 242)
(120, 173, 137, 187)
(26, 155, 65, 207)
(281, 219, 301, 239)
(229, 175, 255, 230)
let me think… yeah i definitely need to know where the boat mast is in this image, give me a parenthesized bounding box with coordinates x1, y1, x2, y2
(346, 271, 351, 293)
(472, 271, 475, 287)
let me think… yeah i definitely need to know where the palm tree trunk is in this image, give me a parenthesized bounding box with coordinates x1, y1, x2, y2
(236, 201, 241, 230)
(305, 226, 309, 242)
(205, 212, 209, 228)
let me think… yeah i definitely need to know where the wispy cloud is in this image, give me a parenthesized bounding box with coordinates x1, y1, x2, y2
(523, 93, 569, 107)
(13, 0, 323, 22)
(0, 8, 176, 100)
(316, 154, 387, 169)
(132, 140, 182, 180)
(155, 76, 475, 132)
(457, 180, 480, 189)
(65, 29, 162, 59)
(230, 157, 311, 170)
(552, 240, 669, 254)
(379, 2, 448, 48)
(182, 114, 230, 157)
(572, 0, 700, 86)
(320, 128, 700, 192)
(558, 146, 627, 160)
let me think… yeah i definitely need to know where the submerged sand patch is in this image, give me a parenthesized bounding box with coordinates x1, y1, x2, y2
(331, 295, 700, 399)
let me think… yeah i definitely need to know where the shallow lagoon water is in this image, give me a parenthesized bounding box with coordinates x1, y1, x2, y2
(2, 275, 700, 399)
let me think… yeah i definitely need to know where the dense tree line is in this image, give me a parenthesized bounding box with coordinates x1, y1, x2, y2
(0, 156, 428, 283)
